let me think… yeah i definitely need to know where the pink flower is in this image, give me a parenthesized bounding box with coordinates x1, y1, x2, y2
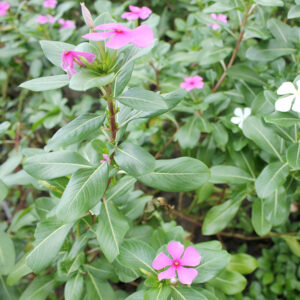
(100, 154, 110, 164)
(43, 0, 57, 9)
(36, 14, 55, 24)
(208, 13, 227, 30)
(180, 76, 204, 91)
(0, 1, 10, 16)
(152, 241, 201, 285)
(61, 50, 96, 78)
(82, 23, 154, 49)
(58, 18, 76, 29)
(121, 5, 152, 21)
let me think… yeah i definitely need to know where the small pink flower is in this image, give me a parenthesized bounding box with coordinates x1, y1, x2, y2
(121, 5, 152, 21)
(82, 23, 154, 49)
(43, 0, 57, 9)
(36, 14, 55, 24)
(100, 154, 110, 164)
(152, 241, 201, 285)
(180, 76, 204, 91)
(61, 50, 96, 78)
(0, 1, 10, 16)
(58, 18, 76, 29)
(207, 13, 227, 31)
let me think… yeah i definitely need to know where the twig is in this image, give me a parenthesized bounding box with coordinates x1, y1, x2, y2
(211, 7, 251, 93)
(219, 231, 298, 241)
(154, 135, 174, 159)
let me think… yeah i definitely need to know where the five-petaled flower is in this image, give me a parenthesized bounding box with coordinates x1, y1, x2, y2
(61, 50, 96, 78)
(100, 154, 110, 164)
(180, 76, 204, 91)
(43, 0, 57, 9)
(208, 13, 227, 30)
(275, 80, 300, 113)
(82, 23, 154, 49)
(0, 1, 10, 16)
(231, 107, 251, 129)
(122, 5, 152, 21)
(36, 14, 55, 24)
(58, 18, 76, 29)
(152, 241, 201, 285)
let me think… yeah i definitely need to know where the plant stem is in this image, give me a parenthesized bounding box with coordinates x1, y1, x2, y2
(212, 7, 251, 93)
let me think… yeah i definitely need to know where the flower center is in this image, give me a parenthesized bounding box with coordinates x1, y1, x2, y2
(173, 260, 180, 268)
(115, 29, 123, 34)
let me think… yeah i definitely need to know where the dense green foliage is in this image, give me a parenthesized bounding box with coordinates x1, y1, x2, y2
(1, 0, 300, 299)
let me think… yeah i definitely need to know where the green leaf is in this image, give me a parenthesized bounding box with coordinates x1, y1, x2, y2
(226, 64, 265, 86)
(251, 198, 272, 236)
(20, 75, 69, 91)
(7, 255, 32, 286)
(115, 142, 155, 177)
(117, 88, 168, 111)
(208, 270, 247, 295)
(69, 70, 114, 91)
(138, 157, 210, 192)
(84, 257, 116, 280)
(0, 231, 15, 275)
(203, 197, 244, 235)
(193, 246, 231, 283)
(246, 40, 295, 62)
(64, 273, 84, 300)
(287, 142, 300, 169)
(255, 162, 289, 199)
(56, 164, 108, 223)
(227, 254, 258, 274)
(19, 275, 56, 300)
(26, 219, 73, 273)
(144, 287, 171, 300)
(264, 188, 289, 226)
(176, 116, 201, 149)
(254, 0, 284, 6)
(243, 116, 283, 161)
(96, 200, 129, 262)
(251, 91, 276, 116)
(24, 151, 91, 180)
(170, 286, 207, 300)
(264, 112, 300, 127)
(203, 1, 236, 13)
(46, 113, 106, 150)
(210, 166, 254, 184)
(125, 291, 145, 300)
(267, 19, 293, 42)
(199, 47, 232, 66)
(0, 121, 10, 138)
(86, 272, 117, 300)
(118, 239, 155, 274)
(281, 236, 300, 257)
(288, 5, 300, 19)
(40, 40, 75, 67)
(0, 179, 8, 203)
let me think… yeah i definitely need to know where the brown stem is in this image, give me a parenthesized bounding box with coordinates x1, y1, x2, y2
(154, 135, 174, 159)
(211, 8, 250, 93)
(219, 232, 298, 241)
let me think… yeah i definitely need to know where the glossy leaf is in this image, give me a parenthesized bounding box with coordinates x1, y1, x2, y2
(227, 254, 258, 274)
(64, 273, 84, 300)
(20, 75, 69, 91)
(210, 166, 254, 184)
(251, 198, 272, 236)
(0, 231, 15, 275)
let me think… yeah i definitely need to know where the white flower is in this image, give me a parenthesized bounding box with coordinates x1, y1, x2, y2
(275, 80, 300, 113)
(231, 107, 251, 129)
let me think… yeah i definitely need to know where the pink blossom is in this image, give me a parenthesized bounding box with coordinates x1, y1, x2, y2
(180, 76, 204, 91)
(36, 14, 55, 24)
(100, 154, 110, 164)
(121, 5, 152, 21)
(207, 13, 228, 30)
(0, 1, 10, 16)
(58, 18, 76, 29)
(82, 23, 154, 49)
(152, 241, 201, 285)
(43, 0, 57, 9)
(61, 50, 96, 78)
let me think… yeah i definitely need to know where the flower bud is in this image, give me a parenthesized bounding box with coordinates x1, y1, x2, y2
(80, 2, 94, 29)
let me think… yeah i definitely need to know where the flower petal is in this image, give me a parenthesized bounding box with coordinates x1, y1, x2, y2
(243, 107, 251, 118)
(177, 266, 198, 285)
(275, 95, 294, 112)
(131, 25, 154, 48)
(152, 252, 172, 270)
(82, 32, 113, 41)
(180, 246, 201, 267)
(158, 266, 176, 281)
(121, 12, 139, 20)
(167, 241, 184, 260)
(95, 23, 129, 31)
(277, 81, 296, 95)
(234, 107, 243, 117)
(231, 116, 241, 125)
(105, 33, 132, 49)
(292, 95, 300, 113)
